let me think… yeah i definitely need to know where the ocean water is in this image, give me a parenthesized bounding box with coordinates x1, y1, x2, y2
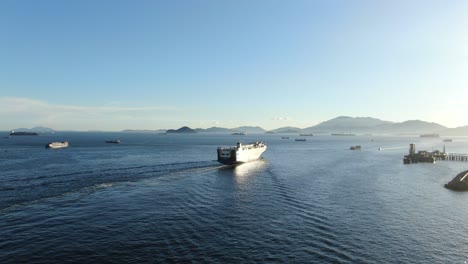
(1, 132, 468, 263)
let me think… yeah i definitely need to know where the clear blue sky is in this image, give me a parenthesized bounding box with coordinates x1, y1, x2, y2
(1, 0, 467, 130)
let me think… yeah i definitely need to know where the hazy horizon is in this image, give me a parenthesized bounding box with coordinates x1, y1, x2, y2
(3, 115, 467, 132)
(2, 1, 467, 131)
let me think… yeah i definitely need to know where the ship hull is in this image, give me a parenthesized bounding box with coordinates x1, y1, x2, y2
(217, 142, 267, 165)
(10, 132, 38, 136)
(46, 142, 69, 149)
(105, 140, 121, 144)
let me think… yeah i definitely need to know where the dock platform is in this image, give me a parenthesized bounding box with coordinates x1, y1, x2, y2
(403, 143, 468, 163)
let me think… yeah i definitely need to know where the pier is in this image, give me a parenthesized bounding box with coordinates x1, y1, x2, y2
(403, 143, 468, 164)
(445, 153, 468, 162)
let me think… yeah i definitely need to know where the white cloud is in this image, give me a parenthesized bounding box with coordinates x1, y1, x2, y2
(0, 97, 181, 130)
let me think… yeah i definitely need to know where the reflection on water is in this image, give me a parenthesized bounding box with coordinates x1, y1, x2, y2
(233, 159, 268, 186)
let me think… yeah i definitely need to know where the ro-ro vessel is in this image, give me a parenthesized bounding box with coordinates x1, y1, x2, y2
(217, 142, 266, 165)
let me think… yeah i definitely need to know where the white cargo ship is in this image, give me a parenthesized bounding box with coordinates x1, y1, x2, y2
(217, 141, 267, 165)
(46, 141, 69, 149)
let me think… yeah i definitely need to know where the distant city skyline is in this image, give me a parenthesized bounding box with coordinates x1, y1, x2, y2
(1, 1, 467, 131)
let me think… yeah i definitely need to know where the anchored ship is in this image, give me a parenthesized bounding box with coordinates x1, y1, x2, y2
(10, 130, 38, 136)
(105, 140, 121, 144)
(331, 133, 356, 136)
(420, 133, 439, 138)
(217, 141, 266, 165)
(46, 141, 69, 149)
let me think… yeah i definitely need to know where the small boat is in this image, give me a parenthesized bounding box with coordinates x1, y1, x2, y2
(299, 133, 313, 136)
(46, 141, 69, 149)
(281, 136, 289, 139)
(350, 145, 362, 150)
(295, 138, 306, 141)
(443, 139, 453, 142)
(105, 140, 121, 144)
(232, 132, 247, 136)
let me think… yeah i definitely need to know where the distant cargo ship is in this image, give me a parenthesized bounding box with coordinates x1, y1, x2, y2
(331, 133, 356, 136)
(295, 138, 306, 141)
(299, 133, 313, 136)
(105, 140, 121, 144)
(10, 130, 38, 136)
(420, 134, 440, 138)
(443, 139, 453, 142)
(231, 132, 247, 136)
(46, 141, 69, 149)
(217, 141, 266, 165)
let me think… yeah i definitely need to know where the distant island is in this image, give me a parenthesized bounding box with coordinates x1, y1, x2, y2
(268, 127, 302, 134)
(166, 126, 197, 134)
(193, 126, 264, 134)
(11, 126, 56, 133)
(122, 129, 167, 133)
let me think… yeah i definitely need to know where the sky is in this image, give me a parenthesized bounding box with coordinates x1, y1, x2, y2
(1, 0, 467, 131)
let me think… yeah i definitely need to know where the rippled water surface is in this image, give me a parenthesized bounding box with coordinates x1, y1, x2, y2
(1, 132, 468, 263)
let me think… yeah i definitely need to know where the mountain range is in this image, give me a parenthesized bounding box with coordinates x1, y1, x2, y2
(194, 126, 266, 134)
(10, 116, 468, 136)
(272, 116, 464, 135)
(178, 117, 468, 135)
(192, 116, 467, 136)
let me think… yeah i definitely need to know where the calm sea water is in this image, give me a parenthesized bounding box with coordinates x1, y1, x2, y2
(1, 132, 468, 263)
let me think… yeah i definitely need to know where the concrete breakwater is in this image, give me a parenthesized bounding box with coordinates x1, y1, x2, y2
(445, 170, 468, 191)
